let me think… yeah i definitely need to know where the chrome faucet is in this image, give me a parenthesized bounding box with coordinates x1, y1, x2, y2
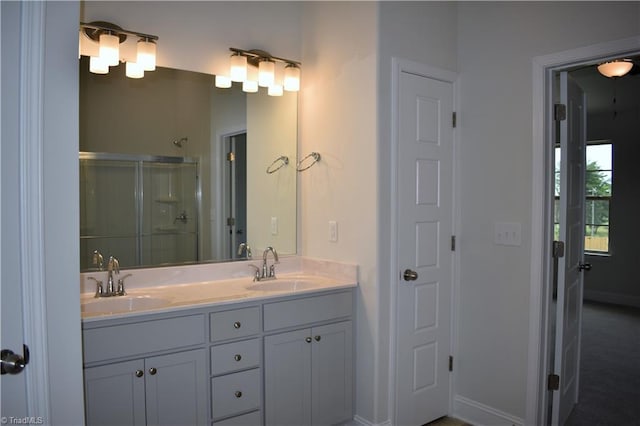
(105, 256, 120, 297)
(237, 242, 252, 259)
(92, 250, 104, 271)
(262, 246, 279, 279)
(248, 246, 279, 282)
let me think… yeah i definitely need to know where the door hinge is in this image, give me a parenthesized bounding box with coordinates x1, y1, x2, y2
(452, 112, 457, 128)
(227, 151, 236, 162)
(552, 241, 565, 258)
(226, 217, 236, 226)
(448, 355, 453, 372)
(554, 104, 567, 121)
(547, 373, 560, 391)
(451, 235, 456, 251)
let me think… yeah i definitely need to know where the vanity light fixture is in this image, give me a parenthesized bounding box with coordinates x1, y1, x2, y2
(215, 47, 301, 96)
(597, 59, 633, 78)
(79, 21, 158, 79)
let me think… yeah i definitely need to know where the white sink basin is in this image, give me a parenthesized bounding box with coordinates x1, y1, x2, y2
(246, 278, 325, 292)
(82, 295, 170, 314)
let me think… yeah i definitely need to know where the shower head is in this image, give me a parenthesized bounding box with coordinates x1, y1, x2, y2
(173, 137, 188, 148)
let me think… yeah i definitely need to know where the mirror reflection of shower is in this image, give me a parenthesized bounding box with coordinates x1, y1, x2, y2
(173, 137, 188, 148)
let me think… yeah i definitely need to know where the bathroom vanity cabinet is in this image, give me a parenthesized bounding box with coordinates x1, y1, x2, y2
(81, 288, 354, 426)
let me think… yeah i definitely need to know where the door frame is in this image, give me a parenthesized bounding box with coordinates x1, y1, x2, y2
(527, 35, 640, 426)
(388, 57, 459, 423)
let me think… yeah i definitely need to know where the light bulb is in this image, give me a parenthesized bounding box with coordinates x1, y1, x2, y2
(258, 59, 275, 87)
(284, 64, 300, 92)
(215, 75, 232, 88)
(126, 62, 144, 79)
(137, 38, 156, 71)
(230, 54, 247, 82)
(268, 84, 283, 97)
(99, 32, 119, 66)
(89, 56, 109, 74)
(242, 80, 258, 93)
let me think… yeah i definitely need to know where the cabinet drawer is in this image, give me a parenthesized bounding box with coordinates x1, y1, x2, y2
(211, 369, 261, 420)
(213, 410, 261, 426)
(263, 291, 352, 331)
(211, 338, 260, 376)
(83, 314, 205, 363)
(210, 307, 261, 342)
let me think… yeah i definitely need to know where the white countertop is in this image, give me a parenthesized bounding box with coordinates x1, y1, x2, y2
(80, 257, 358, 323)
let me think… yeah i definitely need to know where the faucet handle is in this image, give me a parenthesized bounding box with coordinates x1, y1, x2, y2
(87, 277, 103, 298)
(248, 264, 261, 282)
(117, 273, 132, 296)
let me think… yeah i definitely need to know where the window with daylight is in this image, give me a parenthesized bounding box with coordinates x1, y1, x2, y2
(554, 141, 612, 254)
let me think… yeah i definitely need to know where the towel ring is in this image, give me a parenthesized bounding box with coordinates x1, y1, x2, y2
(266, 156, 289, 174)
(297, 152, 321, 172)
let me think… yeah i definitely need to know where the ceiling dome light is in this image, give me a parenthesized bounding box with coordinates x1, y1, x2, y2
(597, 59, 633, 78)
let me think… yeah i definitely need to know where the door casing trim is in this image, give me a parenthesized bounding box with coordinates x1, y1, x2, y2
(388, 57, 459, 425)
(527, 35, 640, 426)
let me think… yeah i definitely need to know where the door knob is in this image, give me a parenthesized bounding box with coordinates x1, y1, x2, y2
(403, 269, 418, 281)
(1, 344, 30, 375)
(578, 262, 592, 272)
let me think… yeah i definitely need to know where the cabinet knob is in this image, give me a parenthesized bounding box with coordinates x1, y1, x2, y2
(135, 370, 144, 378)
(234, 391, 243, 398)
(233, 321, 242, 329)
(234, 354, 242, 362)
(305, 337, 312, 343)
(149, 367, 157, 375)
(314, 335, 321, 342)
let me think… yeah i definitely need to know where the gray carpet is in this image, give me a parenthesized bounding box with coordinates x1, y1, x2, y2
(565, 301, 640, 426)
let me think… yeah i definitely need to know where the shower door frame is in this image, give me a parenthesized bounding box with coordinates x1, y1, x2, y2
(79, 151, 201, 269)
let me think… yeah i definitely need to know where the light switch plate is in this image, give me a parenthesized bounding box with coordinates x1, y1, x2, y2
(494, 222, 522, 246)
(329, 221, 338, 242)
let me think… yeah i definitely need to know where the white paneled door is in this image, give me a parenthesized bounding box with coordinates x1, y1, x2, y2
(395, 69, 454, 425)
(552, 72, 586, 426)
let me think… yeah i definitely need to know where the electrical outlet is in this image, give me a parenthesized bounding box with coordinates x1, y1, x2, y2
(329, 221, 338, 242)
(271, 217, 278, 235)
(494, 222, 522, 246)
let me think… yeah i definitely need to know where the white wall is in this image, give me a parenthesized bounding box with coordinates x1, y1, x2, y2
(456, 1, 640, 421)
(377, 2, 458, 424)
(298, 2, 380, 423)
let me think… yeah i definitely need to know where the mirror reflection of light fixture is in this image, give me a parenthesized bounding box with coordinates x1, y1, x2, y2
(597, 59, 633, 78)
(216, 47, 301, 96)
(79, 21, 158, 79)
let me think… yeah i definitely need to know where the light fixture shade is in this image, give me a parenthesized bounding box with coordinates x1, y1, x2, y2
(89, 56, 109, 74)
(258, 59, 275, 87)
(597, 60, 633, 78)
(137, 39, 156, 71)
(284, 64, 300, 92)
(230, 54, 247, 82)
(99, 32, 120, 66)
(126, 61, 144, 79)
(268, 84, 284, 97)
(242, 80, 258, 93)
(215, 75, 232, 88)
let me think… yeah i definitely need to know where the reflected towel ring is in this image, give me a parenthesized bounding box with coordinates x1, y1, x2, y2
(266, 156, 289, 174)
(297, 152, 321, 172)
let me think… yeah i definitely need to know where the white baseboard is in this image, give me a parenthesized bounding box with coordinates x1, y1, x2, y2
(453, 395, 524, 426)
(349, 415, 392, 426)
(584, 290, 640, 308)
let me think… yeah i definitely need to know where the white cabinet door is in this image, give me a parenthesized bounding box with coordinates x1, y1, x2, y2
(145, 349, 208, 426)
(264, 328, 312, 426)
(264, 321, 353, 426)
(311, 321, 353, 426)
(84, 360, 146, 426)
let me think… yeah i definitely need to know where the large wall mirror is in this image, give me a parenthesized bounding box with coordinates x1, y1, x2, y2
(79, 57, 297, 271)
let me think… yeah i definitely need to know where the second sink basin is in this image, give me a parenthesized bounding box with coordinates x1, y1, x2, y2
(82, 295, 170, 315)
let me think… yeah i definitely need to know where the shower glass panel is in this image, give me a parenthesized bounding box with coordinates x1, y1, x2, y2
(80, 153, 199, 271)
